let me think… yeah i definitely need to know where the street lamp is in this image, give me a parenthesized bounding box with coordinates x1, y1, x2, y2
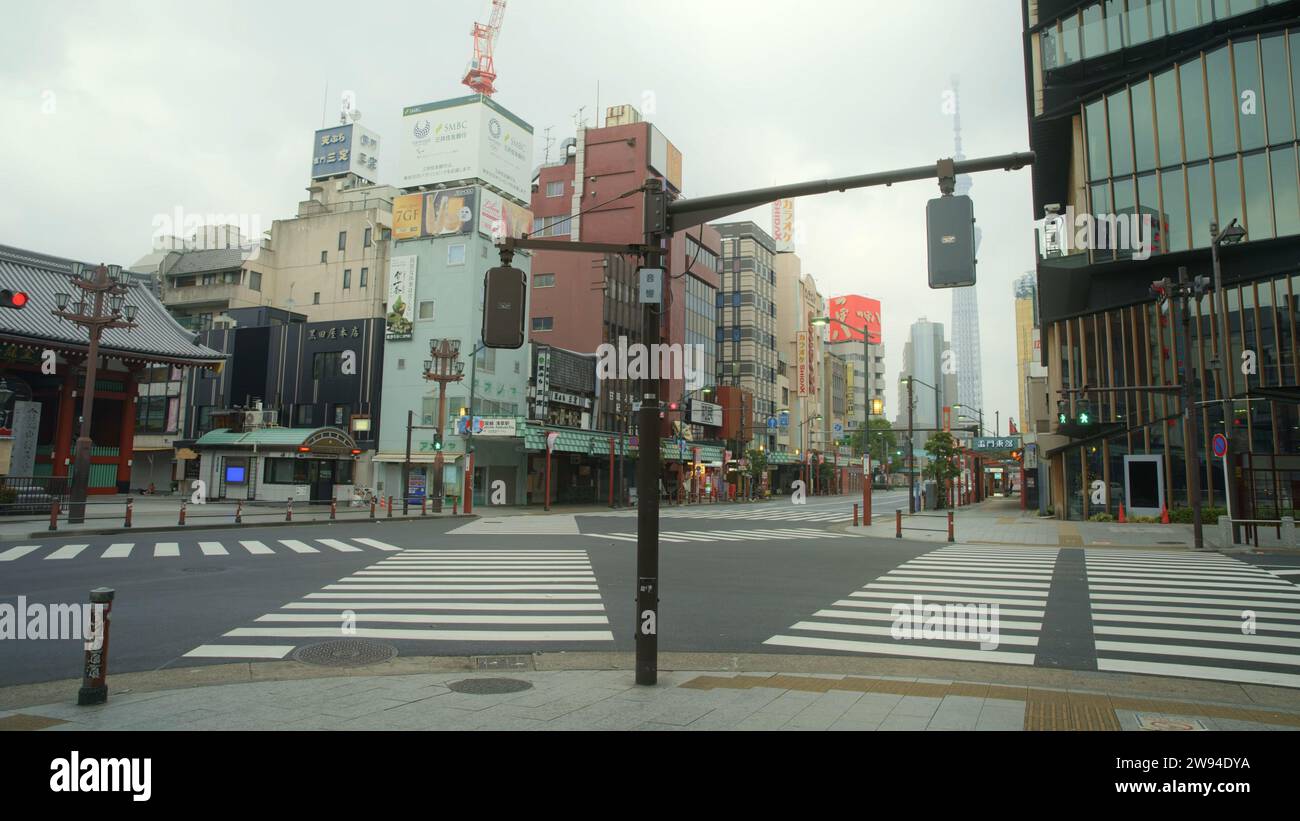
(51, 262, 139, 523)
(901, 375, 939, 513)
(952, 403, 985, 436)
(1210, 219, 1246, 529)
(421, 338, 466, 513)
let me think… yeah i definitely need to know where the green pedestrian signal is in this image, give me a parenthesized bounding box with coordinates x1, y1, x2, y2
(434, 432, 443, 451)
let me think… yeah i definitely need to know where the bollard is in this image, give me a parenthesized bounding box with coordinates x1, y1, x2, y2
(453, 496, 459, 515)
(235, 500, 242, 524)
(330, 498, 337, 520)
(124, 498, 133, 528)
(286, 499, 293, 522)
(77, 587, 114, 706)
(49, 500, 59, 531)
(370, 498, 376, 520)
(387, 496, 393, 518)
(178, 501, 187, 526)
(948, 511, 955, 543)
(853, 503, 859, 527)
(421, 496, 427, 517)
(896, 509, 903, 539)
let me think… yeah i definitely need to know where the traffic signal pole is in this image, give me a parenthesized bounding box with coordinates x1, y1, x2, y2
(497, 150, 1034, 687)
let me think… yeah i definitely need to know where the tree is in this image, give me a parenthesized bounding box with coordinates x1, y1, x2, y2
(923, 431, 962, 509)
(745, 448, 768, 497)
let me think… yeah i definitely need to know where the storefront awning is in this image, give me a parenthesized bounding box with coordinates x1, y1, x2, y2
(193, 427, 358, 454)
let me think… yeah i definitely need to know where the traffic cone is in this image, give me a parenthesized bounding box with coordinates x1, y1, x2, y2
(1117, 504, 1126, 523)
(1160, 505, 1169, 524)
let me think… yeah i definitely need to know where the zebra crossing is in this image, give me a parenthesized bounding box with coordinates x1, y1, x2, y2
(589, 527, 855, 544)
(587, 504, 853, 524)
(447, 514, 580, 535)
(183, 548, 614, 660)
(765, 546, 1060, 665)
(0, 536, 402, 562)
(1086, 550, 1300, 690)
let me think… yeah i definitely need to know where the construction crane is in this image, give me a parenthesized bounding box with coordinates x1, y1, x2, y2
(462, 0, 507, 96)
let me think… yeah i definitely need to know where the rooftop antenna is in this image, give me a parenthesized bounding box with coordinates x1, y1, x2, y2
(542, 126, 554, 164)
(320, 81, 329, 128)
(573, 106, 586, 131)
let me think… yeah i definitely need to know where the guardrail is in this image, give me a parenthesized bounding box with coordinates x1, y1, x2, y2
(0, 475, 70, 516)
(896, 509, 955, 542)
(1220, 516, 1295, 548)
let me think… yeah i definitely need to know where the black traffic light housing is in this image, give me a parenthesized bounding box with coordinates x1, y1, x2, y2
(433, 431, 443, 451)
(0, 289, 28, 309)
(482, 266, 527, 349)
(1076, 398, 1094, 426)
(1057, 400, 1068, 426)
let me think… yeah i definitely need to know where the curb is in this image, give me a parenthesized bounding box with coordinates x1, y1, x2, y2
(4, 651, 1299, 714)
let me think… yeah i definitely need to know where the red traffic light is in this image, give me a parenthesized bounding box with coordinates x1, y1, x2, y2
(0, 289, 28, 309)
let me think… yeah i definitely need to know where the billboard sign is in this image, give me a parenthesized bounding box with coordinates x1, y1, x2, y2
(456, 416, 518, 437)
(311, 123, 380, 183)
(478, 189, 534, 241)
(398, 96, 534, 203)
(826, 295, 882, 344)
(648, 124, 683, 192)
(796, 331, 811, 396)
(392, 187, 477, 241)
(772, 198, 795, 252)
(689, 400, 722, 427)
(385, 255, 417, 340)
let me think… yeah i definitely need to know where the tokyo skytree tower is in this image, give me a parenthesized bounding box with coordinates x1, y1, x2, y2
(948, 77, 985, 431)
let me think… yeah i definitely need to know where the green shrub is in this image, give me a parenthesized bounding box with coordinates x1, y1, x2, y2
(1088, 512, 1115, 522)
(1169, 506, 1227, 525)
(1130, 515, 1159, 523)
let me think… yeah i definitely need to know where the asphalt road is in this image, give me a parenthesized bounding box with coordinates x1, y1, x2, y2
(4, 490, 1300, 692)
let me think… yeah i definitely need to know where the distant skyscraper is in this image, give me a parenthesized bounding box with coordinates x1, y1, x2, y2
(948, 78, 985, 429)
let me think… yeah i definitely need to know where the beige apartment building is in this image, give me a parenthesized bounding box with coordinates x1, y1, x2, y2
(774, 250, 826, 457)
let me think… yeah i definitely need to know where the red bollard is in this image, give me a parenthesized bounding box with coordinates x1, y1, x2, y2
(948, 511, 955, 543)
(853, 503, 859, 527)
(896, 509, 903, 539)
(330, 498, 337, 520)
(49, 500, 60, 531)
(77, 587, 115, 706)
(178, 501, 187, 526)
(286, 499, 293, 521)
(235, 500, 242, 524)
(387, 496, 393, 518)
(124, 498, 133, 528)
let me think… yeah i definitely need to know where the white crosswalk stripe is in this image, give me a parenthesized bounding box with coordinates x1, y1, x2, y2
(448, 515, 580, 535)
(765, 545, 1060, 665)
(183, 548, 615, 660)
(589, 527, 854, 545)
(0, 537, 404, 561)
(1085, 549, 1300, 689)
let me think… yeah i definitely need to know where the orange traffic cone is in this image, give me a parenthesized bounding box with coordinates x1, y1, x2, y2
(1160, 505, 1169, 524)
(1118, 504, 1126, 523)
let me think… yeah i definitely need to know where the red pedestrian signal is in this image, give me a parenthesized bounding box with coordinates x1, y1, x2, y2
(0, 289, 28, 309)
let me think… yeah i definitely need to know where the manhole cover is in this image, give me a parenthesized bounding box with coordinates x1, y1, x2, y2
(1136, 713, 1207, 731)
(292, 639, 397, 667)
(447, 678, 533, 695)
(182, 566, 225, 573)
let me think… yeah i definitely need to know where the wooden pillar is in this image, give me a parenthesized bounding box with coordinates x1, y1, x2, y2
(52, 361, 78, 477)
(116, 367, 139, 492)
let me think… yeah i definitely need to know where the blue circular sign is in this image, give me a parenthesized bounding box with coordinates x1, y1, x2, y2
(1212, 433, 1228, 457)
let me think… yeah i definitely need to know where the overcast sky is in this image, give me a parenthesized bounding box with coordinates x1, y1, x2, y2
(1, 0, 1037, 433)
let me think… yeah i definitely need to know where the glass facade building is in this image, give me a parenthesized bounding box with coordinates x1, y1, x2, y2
(714, 222, 779, 448)
(1024, 0, 1300, 523)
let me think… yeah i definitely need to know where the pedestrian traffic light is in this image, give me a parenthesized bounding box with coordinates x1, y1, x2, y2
(433, 432, 443, 451)
(1192, 275, 1213, 296)
(0, 289, 28, 309)
(1076, 398, 1093, 426)
(1057, 400, 1068, 426)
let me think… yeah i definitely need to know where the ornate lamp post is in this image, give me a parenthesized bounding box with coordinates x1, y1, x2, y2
(52, 263, 138, 523)
(422, 338, 464, 513)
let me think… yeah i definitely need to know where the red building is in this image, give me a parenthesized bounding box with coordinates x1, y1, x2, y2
(529, 111, 721, 435)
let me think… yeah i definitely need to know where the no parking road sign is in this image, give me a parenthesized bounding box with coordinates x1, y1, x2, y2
(1212, 433, 1228, 458)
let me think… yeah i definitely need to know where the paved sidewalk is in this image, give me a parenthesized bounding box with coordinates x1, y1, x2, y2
(847, 497, 1297, 552)
(0, 495, 463, 540)
(3, 653, 1298, 731)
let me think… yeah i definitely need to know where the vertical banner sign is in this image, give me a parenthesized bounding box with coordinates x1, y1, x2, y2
(796, 331, 810, 396)
(385, 256, 417, 340)
(772, 198, 795, 252)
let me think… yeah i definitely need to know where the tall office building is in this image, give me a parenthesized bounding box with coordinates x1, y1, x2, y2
(713, 221, 778, 449)
(897, 318, 958, 456)
(948, 78, 986, 425)
(1023, 0, 1300, 520)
